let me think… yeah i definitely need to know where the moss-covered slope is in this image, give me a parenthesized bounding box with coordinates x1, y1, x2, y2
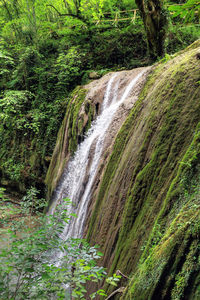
(87, 40, 200, 299)
(45, 86, 98, 202)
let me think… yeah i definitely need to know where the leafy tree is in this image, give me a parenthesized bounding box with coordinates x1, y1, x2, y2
(0, 0, 199, 193)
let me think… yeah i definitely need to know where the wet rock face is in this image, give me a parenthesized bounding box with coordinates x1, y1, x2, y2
(46, 67, 151, 202)
(86, 41, 200, 299)
(47, 40, 200, 299)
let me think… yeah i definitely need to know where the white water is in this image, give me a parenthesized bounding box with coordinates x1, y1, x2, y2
(52, 70, 145, 241)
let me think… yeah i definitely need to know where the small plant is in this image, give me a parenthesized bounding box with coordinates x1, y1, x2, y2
(160, 53, 172, 64)
(0, 187, 6, 200)
(20, 186, 46, 215)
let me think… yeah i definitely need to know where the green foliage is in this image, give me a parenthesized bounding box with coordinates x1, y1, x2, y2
(0, 194, 119, 299)
(21, 187, 46, 214)
(0, 90, 38, 133)
(106, 273, 122, 287)
(0, 1, 199, 299)
(55, 46, 86, 92)
(168, 0, 200, 23)
(159, 53, 172, 63)
(1, 159, 24, 181)
(0, 43, 15, 87)
(0, 187, 6, 200)
(0, 0, 199, 195)
(166, 24, 200, 54)
(10, 47, 41, 90)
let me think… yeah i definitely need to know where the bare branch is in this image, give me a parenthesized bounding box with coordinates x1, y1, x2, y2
(116, 269, 129, 280)
(46, 4, 86, 24)
(105, 287, 125, 300)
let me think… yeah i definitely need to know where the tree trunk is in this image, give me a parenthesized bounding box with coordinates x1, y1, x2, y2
(135, 0, 167, 59)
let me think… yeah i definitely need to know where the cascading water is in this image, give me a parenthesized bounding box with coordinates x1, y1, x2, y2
(51, 70, 145, 241)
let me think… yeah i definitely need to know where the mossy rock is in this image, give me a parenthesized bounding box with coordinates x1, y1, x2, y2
(45, 86, 97, 203)
(86, 40, 200, 299)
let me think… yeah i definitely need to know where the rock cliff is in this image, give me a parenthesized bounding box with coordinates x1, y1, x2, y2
(87, 40, 200, 299)
(47, 40, 200, 299)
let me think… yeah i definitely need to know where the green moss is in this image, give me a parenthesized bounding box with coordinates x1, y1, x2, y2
(119, 49, 199, 273)
(86, 41, 200, 299)
(87, 95, 144, 240)
(45, 86, 98, 202)
(45, 87, 86, 199)
(68, 88, 88, 153)
(124, 178, 200, 299)
(0, 127, 44, 192)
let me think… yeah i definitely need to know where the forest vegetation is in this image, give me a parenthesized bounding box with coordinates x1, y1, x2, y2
(0, 0, 199, 194)
(0, 0, 200, 299)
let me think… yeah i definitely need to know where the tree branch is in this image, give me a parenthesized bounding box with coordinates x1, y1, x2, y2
(116, 269, 129, 280)
(105, 287, 125, 300)
(46, 4, 87, 24)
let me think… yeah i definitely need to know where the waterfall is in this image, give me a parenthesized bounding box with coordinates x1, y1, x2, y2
(51, 70, 145, 241)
